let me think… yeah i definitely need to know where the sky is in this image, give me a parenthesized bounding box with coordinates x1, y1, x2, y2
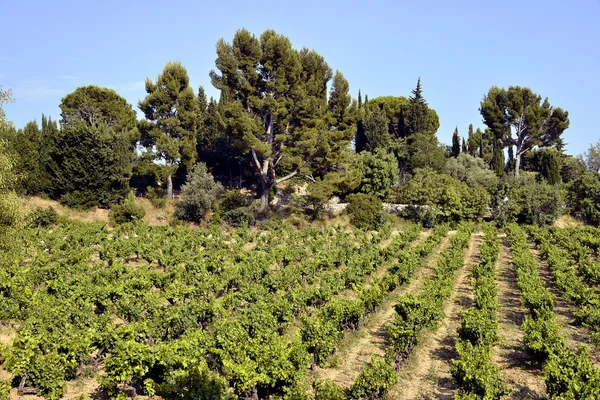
(2, 0, 599, 155)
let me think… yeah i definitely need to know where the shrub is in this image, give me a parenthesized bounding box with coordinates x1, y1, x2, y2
(346, 193, 385, 230)
(348, 355, 397, 400)
(566, 171, 600, 226)
(27, 206, 58, 227)
(357, 149, 399, 200)
(218, 190, 246, 213)
(224, 207, 256, 227)
(0, 190, 23, 228)
(109, 191, 145, 225)
(146, 186, 167, 209)
(313, 379, 345, 400)
(175, 163, 223, 222)
(302, 179, 334, 220)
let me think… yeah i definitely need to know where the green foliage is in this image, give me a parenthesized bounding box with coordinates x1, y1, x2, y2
(451, 127, 460, 158)
(45, 121, 133, 208)
(357, 149, 399, 200)
(211, 29, 356, 213)
(313, 379, 346, 400)
(138, 61, 198, 197)
(146, 186, 167, 209)
(175, 163, 223, 222)
(566, 171, 600, 226)
(27, 206, 58, 227)
(345, 193, 385, 230)
(218, 190, 246, 213)
(109, 192, 146, 225)
(0, 190, 23, 229)
(451, 341, 508, 399)
(347, 355, 397, 400)
(302, 179, 334, 220)
(224, 207, 256, 227)
(445, 153, 499, 191)
(480, 85, 569, 176)
(400, 168, 489, 223)
(582, 139, 600, 172)
(538, 148, 561, 185)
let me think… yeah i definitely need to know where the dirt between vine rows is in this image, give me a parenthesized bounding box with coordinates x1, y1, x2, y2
(314, 230, 451, 388)
(388, 232, 479, 400)
(492, 238, 546, 399)
(529, 241, 600, 368)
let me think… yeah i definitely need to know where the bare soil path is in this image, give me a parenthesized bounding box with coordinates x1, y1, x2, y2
(492, 237, 546, 399)
(388, 232, 479, 400)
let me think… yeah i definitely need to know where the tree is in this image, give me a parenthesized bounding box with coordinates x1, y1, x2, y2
(581, 140, 600, 172)
(60, 85, 137, 135)
(408, 131, 446, 172)
(13, 120, 43, 194)
(467, 124, 478, 157)
(451, 127, 460, 157)
(491, 137, 504, 177)
(461, 137, 468, 154)
(480, 86, 570, 176)
(362, 107, 393, 153)
(45, 121, 133, 208)
(538, 148, 561, 185)
(139, 62, 198, 199)
(357, 149, 399, 200)
(210, 29, 355, 214)
(0, 86, 14, 129)
(42, 87, 138, 207)
(175, 163, 223, 222)
(445, 153, 498, 191)
(567, 172, 600, 226)
(407, 78, 429, 135)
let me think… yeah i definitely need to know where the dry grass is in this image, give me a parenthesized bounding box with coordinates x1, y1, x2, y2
(554, 215, 584, 228)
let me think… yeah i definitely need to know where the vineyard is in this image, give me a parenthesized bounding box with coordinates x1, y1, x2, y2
(1, 221, 600, 399)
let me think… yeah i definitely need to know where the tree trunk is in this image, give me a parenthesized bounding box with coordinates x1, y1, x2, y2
(258, 179, 271, 216)
(166, 174, 173, 200)
(514, 152, 521, 177)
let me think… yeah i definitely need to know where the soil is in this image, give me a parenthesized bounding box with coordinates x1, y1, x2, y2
(388, 232, 478, 400)
(492, 237, 546, 399)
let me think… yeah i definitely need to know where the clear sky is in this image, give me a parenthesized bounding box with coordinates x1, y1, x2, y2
(2, 0, 599, 155)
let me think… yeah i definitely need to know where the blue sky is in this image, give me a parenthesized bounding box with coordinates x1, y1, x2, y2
(2, 0, 599, 155)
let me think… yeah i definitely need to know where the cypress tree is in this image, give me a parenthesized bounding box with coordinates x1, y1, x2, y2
(451, 127, 460, 157)
(461, 137, 468, 153)
(539, 148, 561, 185)
(491, 137, 505, 177)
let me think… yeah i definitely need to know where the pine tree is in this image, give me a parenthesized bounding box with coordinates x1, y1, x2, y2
(451, 127, 460, 157)
(211, 29, 356, 214)
(139, 62, 198, 198)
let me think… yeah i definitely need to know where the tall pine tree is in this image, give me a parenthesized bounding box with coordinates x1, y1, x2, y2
(139, 62, 198, 198)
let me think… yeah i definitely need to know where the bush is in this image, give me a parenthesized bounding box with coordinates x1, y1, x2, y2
(224, 207, 256, 227)
(175, 163, 223, 222)
(109, 191, 145, 225)
(0, 190, 23, 228)
(27, 206, 58, 227)
(313, 379, 345, 400)
(302, 179, 334, 220)
(348, 355, 397, 400)
(357, 149, 399, 200)
(146, 186, 167, 209)
(346, 193, 385, 230)
(566, 171, 600, 226)
(218, 190, 246, 213)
